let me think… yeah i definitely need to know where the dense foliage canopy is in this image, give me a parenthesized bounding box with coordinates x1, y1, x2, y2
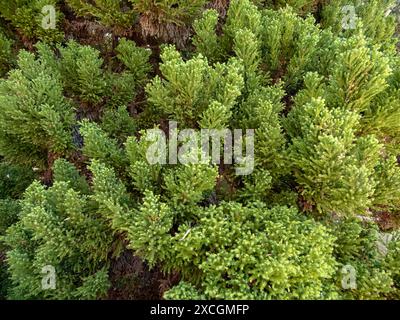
(0, 0, 400, 300)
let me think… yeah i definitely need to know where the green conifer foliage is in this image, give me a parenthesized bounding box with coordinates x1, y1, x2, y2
(259, 0, 324, 14)
(59, 41, 108, 105)
(0, 32, 13, 76)
(115, 38, 152, 83)
(193, 2, 321, 90)
(240, 86, 286, 175)
(125, 133, 163, 194)
(192, 9, 222, 62)
(0, 0, 64, 42)
(57, 39, 150, 109)
(99, 106, 137, 144)
(0, 0, 400, 301)
(0, 45, 74, 167)
(0, 161, 36, 299)
(285, 97, 380, 215)
(89, 159, 134, 231)
(80, 121, 127, 171)
(66, 0, 137, 31)
(148, 202, 338, 299)
(384, 233, 400, 298)
(330, 217, 400, 299)
(321, 0, 397, 51)
(146, 45, 243, 127)
(324, 36, 391, 113)
(262, 7, 321, 89)
(2, 159, 114, 299)
(0, 162, 36, 200)
(0, 199, 20, 246)
(0, 38, 150, 167)
(193, 0, 262, 64)
(163, 162, 218, 208)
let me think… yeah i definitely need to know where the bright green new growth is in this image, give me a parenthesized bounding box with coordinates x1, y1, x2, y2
(150, 202, 338, 299)
(146, 45, 244, 127)
(0, 38, 150, 168)
(331, 217, 400, 299)
(321, 0, 397, 51)
(2, 159, 113, 299)
(0, 0, 400, 301)
(0, 46, 74, 167)
(59, 39, 150, 108)
(285, 96, 379, 215)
